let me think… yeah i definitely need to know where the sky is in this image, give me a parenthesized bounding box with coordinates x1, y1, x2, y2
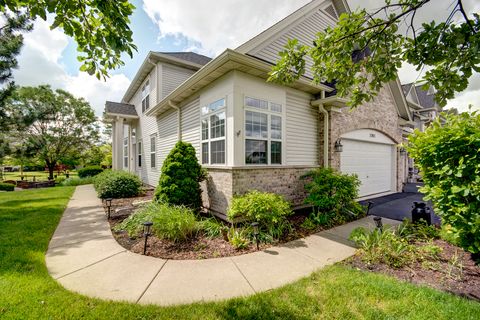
(12, 0, 480, 117)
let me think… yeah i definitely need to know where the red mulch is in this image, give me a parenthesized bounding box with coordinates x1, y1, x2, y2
(346, 239, 480, 302)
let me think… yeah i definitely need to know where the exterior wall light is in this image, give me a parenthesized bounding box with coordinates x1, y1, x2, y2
(143, 221, 153, 255)
(251, 222, 260, 250)
(399, 147, 407, 155)
(105, 198, 113, 219)
(373, 216, 383, 232)
(334, 139, 343, 152)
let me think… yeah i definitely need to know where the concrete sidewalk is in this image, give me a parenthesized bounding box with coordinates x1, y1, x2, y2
(46, 185, 400, 306)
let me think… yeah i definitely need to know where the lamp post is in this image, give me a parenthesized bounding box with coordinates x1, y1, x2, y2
(143, 221, 153, 255)
(105, 198, 113, 219)
(251, 222, 260, 250)
(373, 216, 383, 232)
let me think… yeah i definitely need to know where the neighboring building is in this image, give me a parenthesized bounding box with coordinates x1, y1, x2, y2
(401, 83, 443, 183)
(105, 0, 414, 217)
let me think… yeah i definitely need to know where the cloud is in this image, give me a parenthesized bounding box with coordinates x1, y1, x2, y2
(142, 0, 311, 56)
(13, 19, 131, 117)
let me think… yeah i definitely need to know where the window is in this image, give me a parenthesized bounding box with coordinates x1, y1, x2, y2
(244, 96, 283, 165)
(150, 134, 156, 168)
(123, 137, 128, 168)
(141, 80, 150, 113)
(137, 140, 142, 168)
(201, 98, 226, 165)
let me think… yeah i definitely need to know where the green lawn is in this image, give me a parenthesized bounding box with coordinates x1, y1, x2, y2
(1, 170, 78, 181)
(0, 187, 478, 320)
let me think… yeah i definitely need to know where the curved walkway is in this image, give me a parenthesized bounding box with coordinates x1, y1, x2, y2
(46, 185, 400, 306)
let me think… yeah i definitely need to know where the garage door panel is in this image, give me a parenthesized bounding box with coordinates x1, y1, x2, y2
(340, 139, 393, 197)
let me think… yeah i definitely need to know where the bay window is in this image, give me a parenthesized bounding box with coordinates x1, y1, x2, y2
(201, 98, 226, 165)
(245, 97, 283, 165)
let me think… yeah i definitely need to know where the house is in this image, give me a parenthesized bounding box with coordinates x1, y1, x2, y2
(104, 0, 415, 217)
(401, 83, 443, 182)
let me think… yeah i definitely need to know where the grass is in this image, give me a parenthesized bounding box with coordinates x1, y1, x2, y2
(1, 170, 78, 181)
(0, 188, 479, 319)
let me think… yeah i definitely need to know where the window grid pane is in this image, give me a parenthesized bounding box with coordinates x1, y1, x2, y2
(245, 97, 268, 110)
(271, 102, 282, 113)
(201, 119, 209, 140)
(271, 141, 282, 164)
(138, 142, 142, 167)
(211, 140, 225, 164)
(202, 143, 209, 164)
(245, 139, 267, 164)
(210, 112, 225, 139)
(245, 111, 267, 139)
(271, 115, 282, 140)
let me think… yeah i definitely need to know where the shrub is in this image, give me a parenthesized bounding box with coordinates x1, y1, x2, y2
(60, 177, 96, 187)
(55, 176, 67, 185)
(198, 217, 225, 238)
(94, 170, 142, 199)
(406, 111, 480, 255)
(227, 190, 293, 240)
(151, 204, 199, 242)
(398, 219, 440, 241)
(154, 141, 206, 210)
(302, 168, 362, 225)
(114, 203, 157, 238)
(0, 183, 15, 192)
(78, 165, 103, 178)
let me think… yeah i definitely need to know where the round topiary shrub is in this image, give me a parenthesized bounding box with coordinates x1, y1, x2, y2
(0, 182, 15, 192)
(78, 165, 104, 178)
(154, 141, 206, 211)
(94, 170, 142, 199)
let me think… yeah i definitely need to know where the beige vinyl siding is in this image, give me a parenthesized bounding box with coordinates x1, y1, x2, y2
(180, 97, 201, 160)
(157, 108, 178, 169)
(162, 64, 196, 99)
(249, 9, 336, 79)
(285, 91, 318, 165)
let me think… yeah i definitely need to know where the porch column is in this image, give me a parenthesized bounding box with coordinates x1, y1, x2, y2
(112, 117, 125, 170)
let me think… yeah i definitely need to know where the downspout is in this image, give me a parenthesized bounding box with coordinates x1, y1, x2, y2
(314, 91, 329, 168)
(168, 100, 182, 141)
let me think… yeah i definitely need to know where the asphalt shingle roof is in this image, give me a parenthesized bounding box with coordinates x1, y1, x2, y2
(157, 52, 212, 66)
(401, 83, 437, 109)
(105, 101, 138, 116)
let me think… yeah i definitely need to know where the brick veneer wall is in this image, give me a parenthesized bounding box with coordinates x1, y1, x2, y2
(319, 86, 406, 192)
(202, 166, 319, 215)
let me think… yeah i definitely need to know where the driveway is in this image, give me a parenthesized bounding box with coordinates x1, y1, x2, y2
(359, 183, 441, 225)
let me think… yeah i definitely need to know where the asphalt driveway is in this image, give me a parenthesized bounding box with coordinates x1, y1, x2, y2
(359, 183, 441, 225)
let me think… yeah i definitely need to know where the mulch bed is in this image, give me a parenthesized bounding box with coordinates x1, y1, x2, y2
(102, 193, 348, 260)
(345, 239, 480, 302)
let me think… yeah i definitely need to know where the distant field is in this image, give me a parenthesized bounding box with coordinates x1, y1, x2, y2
(1, 171, 78, 181)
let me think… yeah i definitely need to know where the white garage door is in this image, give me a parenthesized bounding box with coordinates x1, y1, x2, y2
(340, 132, 395, 197)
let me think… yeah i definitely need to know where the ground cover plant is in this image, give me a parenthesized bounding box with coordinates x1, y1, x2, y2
(349, 219, 480, 300)
(1, 187, 480, 319)
(60, 176, 96, 187)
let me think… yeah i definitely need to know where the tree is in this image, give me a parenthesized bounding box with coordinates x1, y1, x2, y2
(0, 12, 32, 112)
(5, 85, 99, 180)
(1, 1, 136, 80)
(155, 141, 206, 211)
(269, 0, 479, 107)
(406, 110, 480, 257)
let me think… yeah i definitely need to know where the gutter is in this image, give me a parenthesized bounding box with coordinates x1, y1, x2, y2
(168, 101, 182, 140)
(311, 91, 329, 168)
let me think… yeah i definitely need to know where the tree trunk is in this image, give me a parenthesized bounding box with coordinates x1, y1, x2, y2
(46, 160, 56, 180)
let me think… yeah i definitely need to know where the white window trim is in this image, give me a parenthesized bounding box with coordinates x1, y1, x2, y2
(123, 137, 129, 169)
(244, 96, 284, 166)
(150, 134, 157, 169)
(200, 97, 227, 166)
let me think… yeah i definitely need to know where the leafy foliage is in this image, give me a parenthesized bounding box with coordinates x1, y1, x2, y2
(155, 141, 206, 210)
(1, 0, 136, 79)
(198, 217, 226, 239)
(302, 168, 362, 226)
(227, 190, 293, 240)
(227, 227, 250, 250)
(115, 202, 199, 242)
(3, 85, 99, 179)
(269, 0, 480, 107)
(78, 166, 103, 178)
(406, 111, 480, 254)
(0, 182, 15, 191)
(94, 170, 142, 199)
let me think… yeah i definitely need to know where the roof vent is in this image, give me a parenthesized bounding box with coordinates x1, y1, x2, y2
(323, 5, 338, 19)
